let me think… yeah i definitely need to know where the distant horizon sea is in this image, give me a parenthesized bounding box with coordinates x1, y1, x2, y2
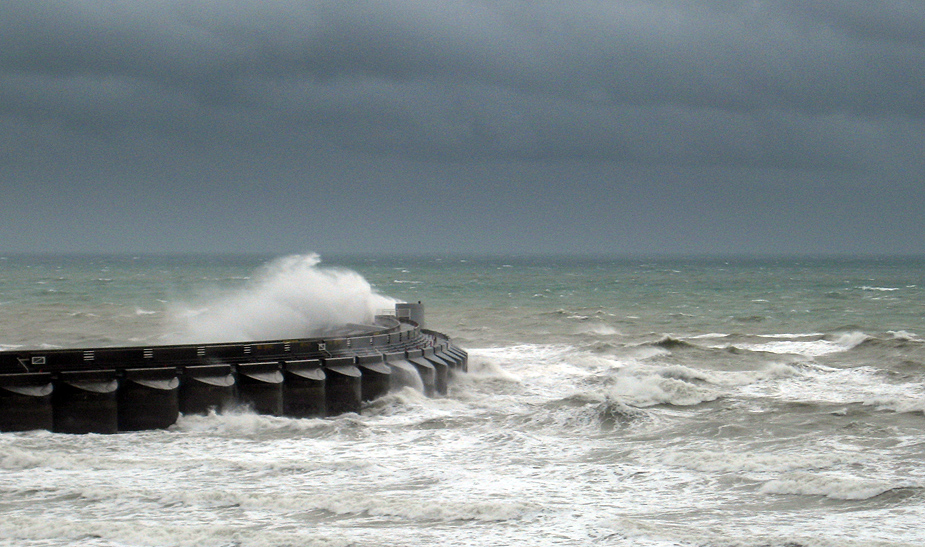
(2, 252, 924, 546)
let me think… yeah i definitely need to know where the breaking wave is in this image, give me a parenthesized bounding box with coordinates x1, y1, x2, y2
(167, 254, 397, 343)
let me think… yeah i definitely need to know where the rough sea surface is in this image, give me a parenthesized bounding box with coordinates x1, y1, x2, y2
(2, 254, 924, 546)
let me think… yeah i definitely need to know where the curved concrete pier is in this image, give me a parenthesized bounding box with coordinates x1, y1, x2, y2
(0, 304, 467, 433)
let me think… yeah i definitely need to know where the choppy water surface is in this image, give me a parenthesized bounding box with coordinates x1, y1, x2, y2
(2, 255, 925, 546)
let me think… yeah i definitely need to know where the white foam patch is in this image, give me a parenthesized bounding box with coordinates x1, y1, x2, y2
(630, 346, 671, 360)
(759, 472, 897, 500)
(576, 323, 620, 336)
(0, 446, 53, 470)
(0, 442, 109, 471)
(685, 332, 730, 340)
(167, 254, 397, 343)
(309, 491, 529, 522)
(755, 332, 826, 339)
(0, 515, 356, 547)
(889, 330, 922, 341)
(663, 450, 848, 474)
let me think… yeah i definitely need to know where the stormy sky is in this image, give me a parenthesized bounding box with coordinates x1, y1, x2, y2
(2, 1, 923, 256)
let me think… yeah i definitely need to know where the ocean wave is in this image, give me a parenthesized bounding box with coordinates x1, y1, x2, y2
(856, 333, 925, 351)
(889, 330, 923, 342)
(605, 373, 720, 407)
(729, 331, 869, 358)
(649, 335, 697, 350)
(0, 513, 360, 547)
(759, 472, 901, 500)
(173, 409, 344, 439)
(596, 397, 650, 428)
(859, 286, 901, 292)
(362, 387, 471, 423)
(1, 446, 57, 470)
(310, 492, 532, 522)
(686, 332, 732, 340)
(663, 449, 848, 474)
(456, 352, 523, 383)
(862, 394, 925, 414)
(530, 392, 650, 431)
(148, 486, 534, 523)
(755, 332, 827, 339)
(0, 439, 121, 472)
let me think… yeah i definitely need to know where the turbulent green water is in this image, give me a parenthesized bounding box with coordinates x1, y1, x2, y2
(2, 254, 924, 546)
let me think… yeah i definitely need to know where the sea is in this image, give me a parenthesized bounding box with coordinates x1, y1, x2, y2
(1, 253, 924, 547)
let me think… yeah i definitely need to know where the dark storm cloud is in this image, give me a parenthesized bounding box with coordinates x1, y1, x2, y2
(2, 0, 923, 169)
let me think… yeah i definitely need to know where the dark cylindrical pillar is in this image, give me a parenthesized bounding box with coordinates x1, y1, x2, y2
(117, 368, 179, 431)
(435, 344, 462, 370)
(237, 362, 284, 415)
(0, 373, 54, 432)
(180, 364, 236, 415)
(52, 370, 119, 434)
(324, 357, 361, 416)
(422, 347, 450, 396)
(357, 354, 391, 402)
(447, 345, 469, 373)
(383, 352, 424, 392)
(405, 349, 436, 397)
(283, 359, 326, 418)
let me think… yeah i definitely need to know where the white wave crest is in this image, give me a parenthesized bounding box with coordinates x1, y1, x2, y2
(759, 472, 896, 500)
(889, 330, 922, 341)
(733, 331, 869, 358)
(863, 395, 925, 414)
(607, 373, 720, 407)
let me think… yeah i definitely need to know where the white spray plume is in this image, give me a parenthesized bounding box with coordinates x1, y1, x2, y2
(169, 254, 397, 343)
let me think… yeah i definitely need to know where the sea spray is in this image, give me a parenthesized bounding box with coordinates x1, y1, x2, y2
(167, 254, 397, 343)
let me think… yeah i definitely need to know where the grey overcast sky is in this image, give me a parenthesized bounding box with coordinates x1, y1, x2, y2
(1, 1, 923, 256)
